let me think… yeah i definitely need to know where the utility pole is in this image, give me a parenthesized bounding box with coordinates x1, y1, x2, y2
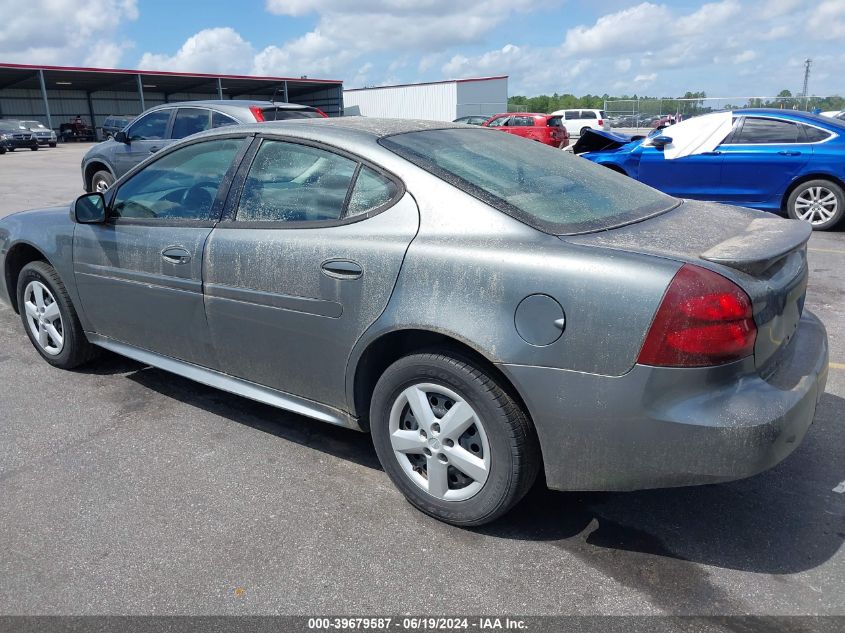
(801, 58, 811, 110)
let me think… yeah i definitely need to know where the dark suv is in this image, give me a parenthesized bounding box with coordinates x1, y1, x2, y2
(0, 121, 38, 151)
(82, 100, 328, 192)
(101, 115, 135, 140)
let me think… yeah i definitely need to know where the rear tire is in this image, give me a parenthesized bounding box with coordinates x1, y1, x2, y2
(17, 261, 98, 369)
(786, 179, 844, 230)
(370, 351, 540, 526)
(90, 170, 115, 193)
(30, 145, 38, 151)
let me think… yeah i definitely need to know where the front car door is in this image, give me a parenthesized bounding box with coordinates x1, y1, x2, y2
(634, 141, 727, 200)
(73, 135, 250, 367)
(718, 116, 813, 206)
(203, 136, 419, 411)
(111, 108, 174, 177)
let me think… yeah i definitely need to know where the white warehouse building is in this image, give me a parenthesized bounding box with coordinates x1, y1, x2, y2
(343, 76, 507, 121)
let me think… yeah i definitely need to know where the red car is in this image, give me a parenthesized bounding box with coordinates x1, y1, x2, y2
(482, 113, 569, 148)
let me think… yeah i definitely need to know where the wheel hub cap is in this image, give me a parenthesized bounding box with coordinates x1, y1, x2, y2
(388, 383, 491, 502)
(23, 280, 64, 356)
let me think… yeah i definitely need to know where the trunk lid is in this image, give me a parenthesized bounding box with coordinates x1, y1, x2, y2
(564, 200, 811, 370)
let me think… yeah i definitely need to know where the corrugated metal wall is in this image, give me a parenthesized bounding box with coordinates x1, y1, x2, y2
(455, 78, 507, 118)
(0, 83, 343, 133)
(343, 82, 457, 121)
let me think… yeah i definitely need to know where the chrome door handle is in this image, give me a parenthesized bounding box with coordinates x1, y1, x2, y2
(149, 146, 161, 154)
(161, 246, 191, 265)
(778, 150, 801, 156)
(321, 259, 363, 279)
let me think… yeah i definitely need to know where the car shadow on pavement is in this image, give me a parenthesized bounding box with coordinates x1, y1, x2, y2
(82, 356, 843, 578)
(479, 391, 845, 577)
(101, 359, 383, 471)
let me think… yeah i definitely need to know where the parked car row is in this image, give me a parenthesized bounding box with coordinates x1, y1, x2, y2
(82, 99, 328, 192)
(452, 109, 607, 141)
(0, 119, 55, 153)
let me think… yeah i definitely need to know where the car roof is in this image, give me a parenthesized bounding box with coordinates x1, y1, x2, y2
(733, 108, 845, 130)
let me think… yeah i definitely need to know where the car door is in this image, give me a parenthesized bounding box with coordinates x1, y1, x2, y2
(634, 140, 726, 200)
(509, 115, 537, 141)
(111, 109, 174, 177)
(73, 135, 250, 367)
(718, 116, 812, 205)
(203, 136, 420, 410)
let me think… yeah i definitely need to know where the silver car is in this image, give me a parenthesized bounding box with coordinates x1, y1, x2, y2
(81, 100, 327, 193)
(0, 119, 828, 525)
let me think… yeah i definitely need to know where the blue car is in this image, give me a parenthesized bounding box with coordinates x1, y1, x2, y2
(577, 108, 845, 230)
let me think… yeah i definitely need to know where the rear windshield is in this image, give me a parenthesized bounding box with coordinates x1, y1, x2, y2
(380, 128, 676, 234)
(262, 107, 322, 120)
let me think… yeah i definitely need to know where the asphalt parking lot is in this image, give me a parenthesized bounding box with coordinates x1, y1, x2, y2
(0, 144, 842, 616)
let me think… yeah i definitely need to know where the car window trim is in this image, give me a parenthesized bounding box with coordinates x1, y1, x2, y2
(721, 115, 837, 146)
(105, 132, 254, 228)
(217, 133, 406, 230)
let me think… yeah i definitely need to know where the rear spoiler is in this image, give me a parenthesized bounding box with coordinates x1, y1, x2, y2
(700, 218, 812, 275)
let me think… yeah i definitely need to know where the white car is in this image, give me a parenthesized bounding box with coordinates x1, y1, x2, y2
(550, 109, 610, 136)
(820, 110, 845, 122)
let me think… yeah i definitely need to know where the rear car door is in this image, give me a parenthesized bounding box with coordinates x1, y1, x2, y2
(203, 136, 419, 410)
(509, 115, 538, 141)
(718, 116, 812, 205)
(112, 109, 174, 176)
(73, 135, 250, 367)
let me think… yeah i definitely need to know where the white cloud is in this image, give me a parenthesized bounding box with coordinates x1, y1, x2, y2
(138, 28, 254, 75)
(634, 73, 657, 83)
(807, 0, 845, 39)
(0, 0, 138, 66)
(732, 50, 758, 63)
(615, 58, 632, 72)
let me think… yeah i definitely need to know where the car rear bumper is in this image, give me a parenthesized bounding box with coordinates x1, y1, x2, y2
(501, 310, 828, 491)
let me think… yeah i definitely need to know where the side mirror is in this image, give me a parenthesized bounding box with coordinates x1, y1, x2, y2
(652, 135, 673, 148)
(114, 130, 129, 144)
(74, 193, 107, 224)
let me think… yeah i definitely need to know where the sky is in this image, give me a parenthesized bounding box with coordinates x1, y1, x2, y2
(0, 0, 843, 98)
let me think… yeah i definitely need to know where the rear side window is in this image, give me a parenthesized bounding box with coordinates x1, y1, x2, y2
(128, 110, 170, 141)
(733, 118, 801, 144)
(802, 125, 831, 142)
(237, 140, 357, 222)
(381, 128, 675, 235)
(599, 111, 607, 119)
(512, 116, 534, 127)
(171, 108, 210, 139)
(212, 111, 239, 128)
(347, 167, 398, 217)
(581, 111, 597, 119)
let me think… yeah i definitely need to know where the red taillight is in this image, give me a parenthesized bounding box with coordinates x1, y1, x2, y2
(637, 264, 756, 367)
(315, 108, 328, 118)
(249, 105, 265, 122)
(598, 119, 603, 126)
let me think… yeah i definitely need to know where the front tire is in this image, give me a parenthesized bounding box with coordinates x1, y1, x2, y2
(17, 261, 98, 369)
(580, 126, 591, 136)
(371, 352, 540, 526)
(787, 179, 844, 230)
(30, 145, 38, 151)
(90, 169, 115, 193)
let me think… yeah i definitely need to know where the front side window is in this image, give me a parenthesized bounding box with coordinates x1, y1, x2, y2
(128, 110, 171, 141)
(237, 140, 357, 222)
(382, 128, 676, 235)
(733, 118, 801, 144)
(171, 108, 211, 139)
(112, 138, 245, 220)
(564, 111, 579, 120)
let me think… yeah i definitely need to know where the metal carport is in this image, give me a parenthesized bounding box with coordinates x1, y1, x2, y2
(0, 63, 343, 135)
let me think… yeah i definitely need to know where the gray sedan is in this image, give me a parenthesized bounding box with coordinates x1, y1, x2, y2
(0, 119, 828, 525)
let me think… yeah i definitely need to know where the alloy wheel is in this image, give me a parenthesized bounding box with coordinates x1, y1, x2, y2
(23, 281, 64, 356)
(388, 383, 491, 501)
(794, 186, 839, 226)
